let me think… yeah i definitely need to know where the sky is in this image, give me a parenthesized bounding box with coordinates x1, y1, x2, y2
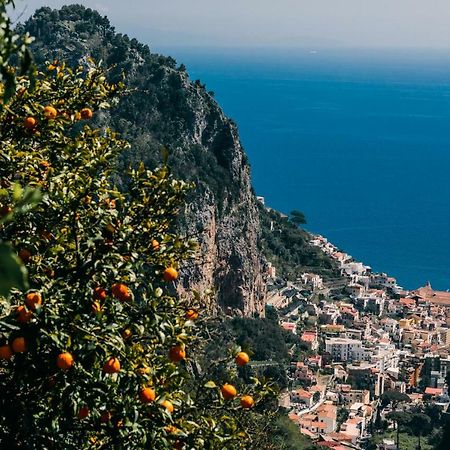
(12, 0, 450, 49)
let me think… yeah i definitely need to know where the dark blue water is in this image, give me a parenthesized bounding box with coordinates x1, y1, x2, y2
(158, 47, 450, 290)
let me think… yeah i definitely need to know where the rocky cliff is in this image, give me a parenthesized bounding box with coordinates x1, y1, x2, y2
(22, 5, 267, 315)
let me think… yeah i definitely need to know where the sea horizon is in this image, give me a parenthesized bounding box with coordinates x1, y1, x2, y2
(157, 46, 450, 291)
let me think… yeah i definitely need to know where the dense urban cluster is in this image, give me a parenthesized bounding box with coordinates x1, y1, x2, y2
(266, 230, 450, 449)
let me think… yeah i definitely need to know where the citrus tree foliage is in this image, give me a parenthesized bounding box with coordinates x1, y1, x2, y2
(0, 59, 273, 449)
(0, 0, 34, 103)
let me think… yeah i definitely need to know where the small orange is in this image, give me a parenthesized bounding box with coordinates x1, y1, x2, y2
(0, 205, 12, 218)
(221, 383, 237, 400)
(163, 267, 178, 282)
(240, 395, 254, 409)
(93, 287, 107, 301)
(0, 345, 12, 360)
(111, 283, 131, 302)
(91, 301, 102, 314)
(16, 306, 32, 324)
(165, 425, 178, 434)
(235, 352, 250, 367)
(57, 352, 74, 370)
(100, 411, 112, 423)
(139, 387, 156, 404)
(122, 329, 132, 340)
(80, 108, 93, 120)
(23, 117, 37, 129)
(185, 309, 199, 321)
(77, 406, 90, 419)
(18, 249, 32, 263)
(169, 345, 186, 363)
(25, 292, 42, 311)
(43, 106, 57, 119)
(103, 357, 121, 374)
(160, 400, 174, 413)
(151, 239, 160, 251)
(11, 337, 27, 353)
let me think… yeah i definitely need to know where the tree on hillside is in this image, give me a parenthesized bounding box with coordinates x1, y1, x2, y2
(407, 413, 432, 450)
(386, 411, 411, 450)
(380, 390, 411, 408)
(289, 210, 307, 227)
(0, 4, 274, 448)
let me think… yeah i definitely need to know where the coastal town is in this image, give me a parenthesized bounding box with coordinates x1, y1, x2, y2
(266, 232, 450, 449)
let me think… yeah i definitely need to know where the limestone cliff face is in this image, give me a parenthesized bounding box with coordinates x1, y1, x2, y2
(23, 5, 267, 316)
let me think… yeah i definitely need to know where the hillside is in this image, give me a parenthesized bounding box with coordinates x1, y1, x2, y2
(21, 5, 335, 313)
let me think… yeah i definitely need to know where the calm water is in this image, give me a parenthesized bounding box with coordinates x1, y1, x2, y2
(159, 47, 450, 290)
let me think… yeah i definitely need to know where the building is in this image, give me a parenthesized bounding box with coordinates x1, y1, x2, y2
(325, 338, 365, 362)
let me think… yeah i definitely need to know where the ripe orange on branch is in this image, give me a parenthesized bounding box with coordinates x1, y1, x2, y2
(93, 287, 107, 301)
(169, 345, 186, 363)
(23, 117, 36, 129)
(163, 267, 178, 282)
(18, 248, 32, 263)
(160, 400, 174, 413)
(80, 108, 93, 119)
(57, 352, 74, 370)
(240, 395, 254, 409)
(221, 383, 237, 400)
(139, 387, 156, 404)
(16, 306, 32, 324)
(0, 345, 12, 360)
(25, 292, 42, 311)
(111, 283, 131, 302)
(43, 106, 57, 119)
(11, 337, 27, 353)
(235, 351, 250, 367)
(77, 406, 90, 419)
(103, 357, 121, 374)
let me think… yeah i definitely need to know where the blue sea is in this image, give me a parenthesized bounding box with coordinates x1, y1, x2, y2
(159, 47, 450, 291)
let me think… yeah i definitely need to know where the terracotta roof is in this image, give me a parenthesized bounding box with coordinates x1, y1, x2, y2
(425, 387, 443, 396)
(413, 284, 450, 306)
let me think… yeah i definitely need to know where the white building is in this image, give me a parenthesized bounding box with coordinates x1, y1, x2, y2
(325, 338, 366, 362)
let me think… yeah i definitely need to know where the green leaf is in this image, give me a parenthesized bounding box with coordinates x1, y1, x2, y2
(204, 381, 217, 389)
(0, 242, 28, 297)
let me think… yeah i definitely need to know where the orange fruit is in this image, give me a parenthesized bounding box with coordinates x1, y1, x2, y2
(163, 267, 178, 282)
(235, 352, 250, 367)
(77, 406, 90, 419)
(165, 425, 178, 434)
(151, 239, 160, 251)
(103, 357, 121, 374)
(160, 400, 174, 413)
(80, 108, 93, 120)
(25, 292, 42, 311)
(111, 283, 131, 302)
(100, 411, 112, 423)
(169, 345, 186, 363)
(18, 249, 32, 263)
(221, 383, 237, 400)
(11, 337, 27, 353)
(0, 205, 12, 218)
(185, 309, 199, 321)
(91, 301, 102, 314)
(240, 395, 254, 409)
(139, 387, 156, 404)
(43, 106, 57, 119)
(16, 305, 32, 324)
(0, 345, 12, 360)
(93, 287, 107, 301)
(23, 117, 37, 129)
(122, 329, 132, 340)
(57, 352, 74, 370)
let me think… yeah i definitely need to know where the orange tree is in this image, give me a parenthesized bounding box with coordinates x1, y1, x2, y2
(0, 40, 275, 450)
